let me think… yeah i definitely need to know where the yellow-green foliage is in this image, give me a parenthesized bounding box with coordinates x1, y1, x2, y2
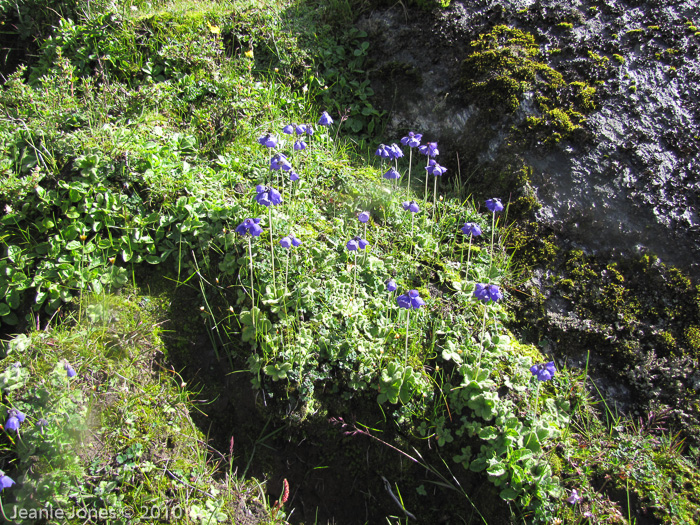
(460, 26, 595, 143)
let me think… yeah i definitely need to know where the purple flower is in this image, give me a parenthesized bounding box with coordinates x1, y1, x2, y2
(461, 222, 482, 236)
(530, 362, 556, 381)
(418, 142, 439, 157)
(5, 409, 24, 432)
(426, 159, 447, 177)
(295, 124, 307, 135)
(280, 234, 301, 248)
(306, 126, 314, 136)
(385, 278, 397, 292)
(0, 474, 15, 492)
(289, 171, 300, 182)
(402, 201, 420, 213)
(358, 211, 370, 223)
(294, 140, 307, 151)
(473, 283, 503, 303)
(485, 198, 504, 213)
(282, 124, 294, 135)
(346, 236, 369, 251)
(400, 131, 422, 148)
(389, 143, 404, 160)
(383, 168, 401, 180)
(235, 218, 263, 237)
(255, 185, 282, 207)
(319, 111, 334, 126)
(397, 290, 425, 309)
(270, 153, 292, 171)
(257, 134, 278, 148)
(566, 489, 582, 505)
(65, 363, 76, 378)
(375, 144, 391, 160)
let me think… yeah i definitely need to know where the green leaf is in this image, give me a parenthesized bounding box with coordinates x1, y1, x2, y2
(500, 488, 520, 501)
(0, 303, 10, 316)
(486, 462, 506, 477)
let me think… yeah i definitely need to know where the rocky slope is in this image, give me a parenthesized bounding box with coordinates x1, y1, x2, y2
(357, 0, 700, 439)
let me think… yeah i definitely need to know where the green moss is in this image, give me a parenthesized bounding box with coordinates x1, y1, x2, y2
(556, 22, 573, 30)
(612, 54, 625, 64)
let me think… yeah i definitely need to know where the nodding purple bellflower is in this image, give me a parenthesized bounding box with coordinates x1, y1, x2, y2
(402, 201, 420, 213)
(375, 144, 392, 160)
(289, 171, 300, 182)
(0, 474, 15, 492)
(295, 124, 307, 135)
(400, 131, 422, 148)
(306, 126, 314, 136)
(389, 143, 404, 160)
(461, 222, 482, 236)
(418, 142, 439, 157)
(426, 159, 447, 177)
(257, 134, 278, 148)
(5, 409, 25, 432)
(235, 218, 263, 237)
(319, 111, 334, 126)
(255, 185, 282, 207)
(473, 283, 503, 303)
(65, 362, 76, 378)
(282, 124, 294, 135)
(294, 140, 307, 151)
(383, 168, 401, 180)
(270, 153, 292, 171)
(485, 198, 504, 213)
(385, 278, 397, 292)
(280, 234, 302, 248)
(397, 290, 425, 309)
(358, 211, 370, 223)
(346, 236, 369, 251)
(530, 362, 557, 381)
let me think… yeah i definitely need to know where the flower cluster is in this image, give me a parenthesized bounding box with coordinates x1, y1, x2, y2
(402, 201, 420, 213)
(461, 222, 482, 236)
(383, 168, 401, 180)
(257, 134, 278, 148)
(485, 198, 504, 213)
(318, 111, 334, 126)
(235, 218, 263, 237)
(530, 362, 556, 381)
(426, 159, 447, 177)
(418, 142, 439, 157)
(5, 408, 26, 432)
(280, 234, 302, 248)
(397, 290, 425, 309)
(400, 131, 422, 148)
(255, 185, 282, 207)
(473, 283, 503, 303)
(346, 236, 369, 251)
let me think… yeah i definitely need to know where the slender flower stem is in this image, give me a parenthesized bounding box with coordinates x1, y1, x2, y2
(407, 149, 412, 196)
(269, 206, 277, 294)
(247, 237, 255, 306)
(405, 308, 411, 364)
(476, 304, 488, 373)
(363, 223, 368, 265)
(465, 235, 473, 278)
(424, 158, 430, 203)
(489, 211, 496, 275)
(285, 249, 290, 293)
(353, 251, 357, 300)
(432, 176, 437, 213)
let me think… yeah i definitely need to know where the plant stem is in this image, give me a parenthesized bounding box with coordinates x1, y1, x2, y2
(407, 149, 412, 197)
(269, 206, 277, 295)
(424, 158, 429, 203)
(433, 175, 437, 216)
(353, 251, 357, 300)
(405, 308, 410, 364)
(489, 211, 496, 275)
(465, 235, 473, 279)
(248, 237, 255, 308)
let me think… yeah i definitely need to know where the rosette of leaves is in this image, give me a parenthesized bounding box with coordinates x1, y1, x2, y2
(377, 361, 421, 404)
